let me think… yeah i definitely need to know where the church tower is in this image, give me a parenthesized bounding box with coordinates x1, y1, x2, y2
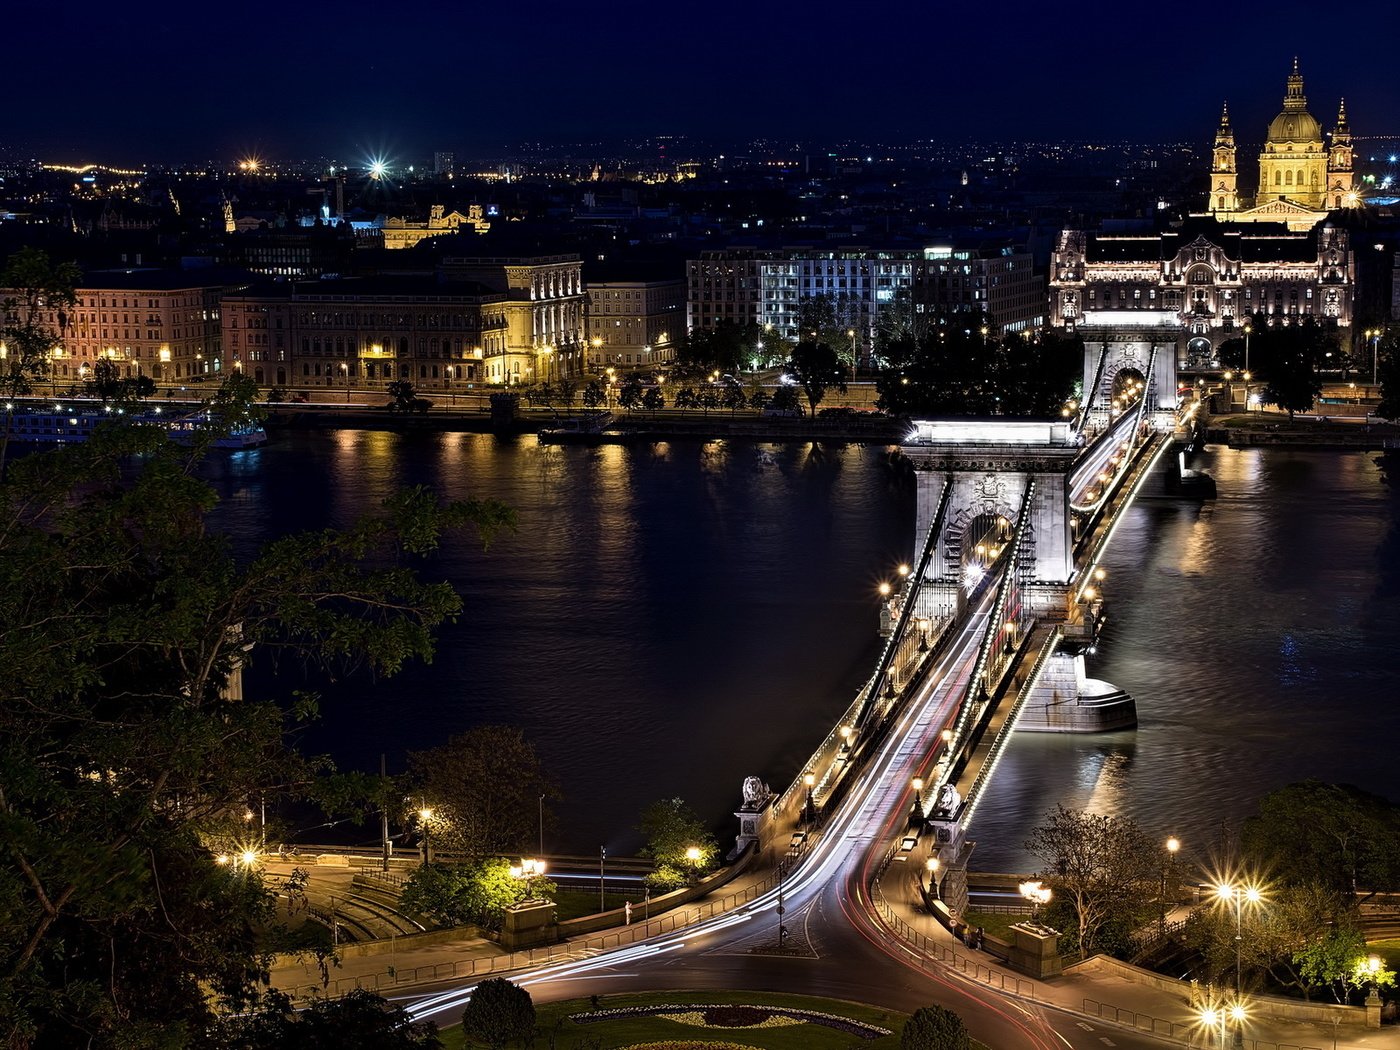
(1325, 98, 1356, 210)
(1257, 58, 1328, 210)
(1208, 102, 1239, 217)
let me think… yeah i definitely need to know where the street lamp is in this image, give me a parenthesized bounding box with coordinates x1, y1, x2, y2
(1368, 327, 1383, 388)
(685, 845, 702, 883)
(1243, 324, 1252, 373)
(418, 807, 433, 867)
(803, 772, 816, 825)
(911, 777, 924, 816)
(509, 857, 547, 900)
(925, 857, 941, 900)
(1159, 837, 1180, 936)
(1019, 880, 1052, 922)
(1216, 881, 1262, 995)
(340, 361, 349, 403)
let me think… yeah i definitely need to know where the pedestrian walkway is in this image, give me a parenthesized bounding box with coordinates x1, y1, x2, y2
(872, 872, 1400, 1050)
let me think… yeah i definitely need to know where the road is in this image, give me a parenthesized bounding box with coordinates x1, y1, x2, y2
(403, 586, 1174, 1049)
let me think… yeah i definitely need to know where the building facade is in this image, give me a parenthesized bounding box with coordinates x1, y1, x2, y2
(4, 269, 230, 386)
(440, 252, 587, 383)
(221, 277, 508, 392)
(379, 204, 489, 249)
(1049, 217, 1354, 362)
(585, 279, 684, 372)
(1208, 61, 1358, 230)
(687, 244, 1042, 354)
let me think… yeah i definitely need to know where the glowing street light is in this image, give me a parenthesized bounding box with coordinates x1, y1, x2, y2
(925, 856, 941, 899)
(1216, 881, 1264, 994)
(509, 857, 547, 899)
(1019, 880, 1052, 921)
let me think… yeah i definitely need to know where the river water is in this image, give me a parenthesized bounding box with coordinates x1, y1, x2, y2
(203, 431, 1400, 869)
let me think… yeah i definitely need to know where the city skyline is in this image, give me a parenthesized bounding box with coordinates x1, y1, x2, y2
(8, 0, 1400, 163)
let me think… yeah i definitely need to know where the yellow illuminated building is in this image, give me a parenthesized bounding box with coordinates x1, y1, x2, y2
(1208, 60, 1357, 230)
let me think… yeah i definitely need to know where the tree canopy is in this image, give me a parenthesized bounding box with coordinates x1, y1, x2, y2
(0, 409, 514, 1046)
(460, 978, 535, 1050)
(406, 726, 556, 861)
(637, 798, 719, 890)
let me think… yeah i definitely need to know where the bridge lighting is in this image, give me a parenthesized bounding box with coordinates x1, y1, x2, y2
(897, 563, 910, 577)
(239, 849, 258, 868)
(1094, 567, 1106, 581)
(878, 581, 892, 597)
(962, 563, 984, 592)
(1082, 586, 1097, 601)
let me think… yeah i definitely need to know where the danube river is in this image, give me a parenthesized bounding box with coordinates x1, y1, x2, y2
(203, 431, 1400, 870)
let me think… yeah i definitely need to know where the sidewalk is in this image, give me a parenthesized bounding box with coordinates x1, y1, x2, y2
(875, 873, 1400, 1050)
(267, 854, 784, 1000)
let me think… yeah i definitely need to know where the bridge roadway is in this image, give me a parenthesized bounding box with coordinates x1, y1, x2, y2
(402, 582, 1169, 1050)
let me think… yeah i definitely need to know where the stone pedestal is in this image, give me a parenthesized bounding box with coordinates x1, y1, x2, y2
(1367, 989, 1382, 1029)
(733, 803, 774, 857)
(500, 899, 557, 951)
(1006, 921, 1063, 979)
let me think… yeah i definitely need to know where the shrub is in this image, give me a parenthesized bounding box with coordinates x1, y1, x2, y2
(901, 1004, 969, 1050)
(461, 978, 534, 1049)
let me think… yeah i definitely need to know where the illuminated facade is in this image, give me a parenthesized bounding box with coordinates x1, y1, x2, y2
(585, 279, 684, 372)
(1208, 60, 1358, 230)
(1050, 218, 1354, 359)
(3, 270, 228, 385)
(687, 244, 1041, 346)
(379, 204, 489, 249)
(221, 278, 508, 392)
(439, 253, 587, 383)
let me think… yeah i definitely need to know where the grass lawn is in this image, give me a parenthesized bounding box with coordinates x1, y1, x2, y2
(435, 990, 991, 1049)
(1368, 938, 1400, 972)
(959, 909, 1023, 941)
(553, 889, 640, 922)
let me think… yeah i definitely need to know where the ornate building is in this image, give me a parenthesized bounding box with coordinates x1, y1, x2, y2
(1208, 60, 1358, 230)
(1050, 217, 1354, 361)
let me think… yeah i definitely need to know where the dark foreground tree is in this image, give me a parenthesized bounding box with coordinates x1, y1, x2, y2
(0, 422, 514, 1047)
(784, 338, 848, 416)
(217, 988, 442, 1048)
(461, 978, 535, 1049)
(901, 1004, 969, 1050)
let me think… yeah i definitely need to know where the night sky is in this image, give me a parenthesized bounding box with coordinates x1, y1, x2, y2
(9, 0, 1400, 162)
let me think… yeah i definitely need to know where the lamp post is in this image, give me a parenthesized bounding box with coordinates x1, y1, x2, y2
(1019, 880, 1052, 922)
(1216, 881, 1262, 995)
(418, 808, 433, 867)
(340, 361, 349, 403)
(925, 857, 941, 901)
(685, 845, 702, 884)
(803, 772, 816, 825)
(911, 777, 924, 824)
(600, 846, 607, 912)
(509, 857, 547, 900)
(1370, 328, 1383, 388)
(1159, 836, 1180, 936)
(1243, 324, 1252, 374)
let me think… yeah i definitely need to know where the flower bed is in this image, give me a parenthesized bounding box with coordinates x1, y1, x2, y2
(569, 1003, 892, 1039)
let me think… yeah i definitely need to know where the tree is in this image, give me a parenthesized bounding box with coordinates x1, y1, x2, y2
(901, 1004, 969, 1050)
(387, 379, 430, 414)
(1240, 780, 1400, 897)
(677, 321, 758, 375)
(556, 379, 577, 408)
(1, 247, 82, 474)
(748, 388, 770, 411)
(401, 858, 556, 930)
(461, 978, 535, 1050)
(1247, 314, 1328, 419)
(406, 726, 556, 861)
(0, 427, 515, 1046)
(784, 339, 848, 416)
(218, 988, 442, 1048)
(673, 386, 699, 410)
(721, 380, 748, 414)
(1025, 806, 1161, 959)
(582, 380, 605, 409)
(1376, 334, 1400, 421)
(618, 375, 644, 411)
(638, 798, 718, 890)
(641, 386, 665, 415)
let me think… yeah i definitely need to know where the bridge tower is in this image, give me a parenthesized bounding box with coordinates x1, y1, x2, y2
(902, 420, 1080, 622)
(1078, 325, 1180, 431)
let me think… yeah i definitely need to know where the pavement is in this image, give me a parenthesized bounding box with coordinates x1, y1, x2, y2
(265, 839, 1400, 1050)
